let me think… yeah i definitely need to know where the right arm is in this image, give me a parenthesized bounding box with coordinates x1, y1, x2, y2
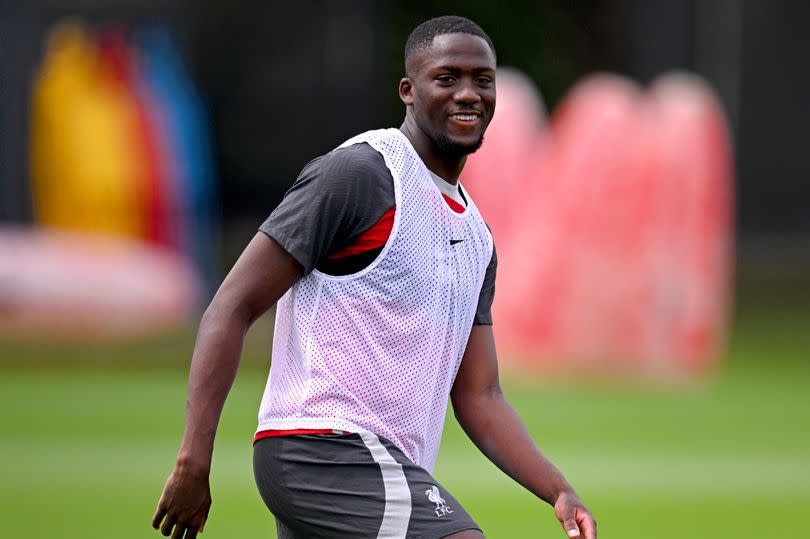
(152, 233, 301, 539)
(153, 142, 393, 538)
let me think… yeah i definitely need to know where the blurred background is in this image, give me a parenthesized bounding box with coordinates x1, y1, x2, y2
(1, 1, 808, 537)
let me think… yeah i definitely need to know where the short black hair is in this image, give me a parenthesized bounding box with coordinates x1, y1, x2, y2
(404, 15, 496, 68)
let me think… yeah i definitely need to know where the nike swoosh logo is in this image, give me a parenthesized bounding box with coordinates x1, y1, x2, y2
(450, 239, 464, 245)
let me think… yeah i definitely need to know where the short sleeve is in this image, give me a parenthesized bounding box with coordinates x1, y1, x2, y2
(473, 242, 497, 325)
(259, 143, 395, 276)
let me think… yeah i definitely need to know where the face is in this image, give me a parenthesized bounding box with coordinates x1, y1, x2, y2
(400, 33, 496, 159)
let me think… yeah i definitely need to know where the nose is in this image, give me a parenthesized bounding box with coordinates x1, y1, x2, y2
(453, 80, 481, 104)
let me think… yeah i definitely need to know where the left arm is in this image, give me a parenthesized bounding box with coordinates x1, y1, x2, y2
(450, 325, 597, 539)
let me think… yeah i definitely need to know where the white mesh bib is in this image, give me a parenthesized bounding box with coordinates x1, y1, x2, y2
(257, 129, 494, 471)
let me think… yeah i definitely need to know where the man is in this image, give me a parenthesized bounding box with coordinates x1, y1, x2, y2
(153, 15, 596, 539)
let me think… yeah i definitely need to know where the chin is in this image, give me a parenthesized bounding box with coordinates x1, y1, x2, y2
(434, 133, 485, 158)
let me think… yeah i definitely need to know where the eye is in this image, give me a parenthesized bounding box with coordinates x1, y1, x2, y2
(476, 76, 494, 87)
(435, 75, 456, 85)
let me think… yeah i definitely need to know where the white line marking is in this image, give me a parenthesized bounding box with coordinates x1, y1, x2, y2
(359, 431, 412, 539)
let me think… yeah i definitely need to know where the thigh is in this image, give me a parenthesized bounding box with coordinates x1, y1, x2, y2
(274, 517, 297, 539)
(253, 432, 481, 539)
(373, 435, 481, 539)
(441, 531, 486, 538)
(254, 433, 387, 538)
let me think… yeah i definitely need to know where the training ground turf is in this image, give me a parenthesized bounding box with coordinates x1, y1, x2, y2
(1, 287, 808, 538)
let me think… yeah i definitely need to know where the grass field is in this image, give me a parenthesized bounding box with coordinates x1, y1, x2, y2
(1, 282, 808, 538)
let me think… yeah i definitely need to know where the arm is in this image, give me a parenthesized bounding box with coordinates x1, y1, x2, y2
(152, 233, 301, 539)
(450, 325, 597, 539)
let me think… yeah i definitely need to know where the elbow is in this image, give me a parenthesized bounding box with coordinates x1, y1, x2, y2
(451, 382, 503, 423)
(200, 295, 255, 334)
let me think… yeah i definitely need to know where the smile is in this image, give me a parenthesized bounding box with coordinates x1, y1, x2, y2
(449, 113, 481, 123)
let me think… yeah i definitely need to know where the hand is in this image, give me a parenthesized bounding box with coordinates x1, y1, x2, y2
(554, 490, 597, 539)
(152, 467, 212, 539)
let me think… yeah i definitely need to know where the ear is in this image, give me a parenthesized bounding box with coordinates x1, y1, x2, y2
(399, 77, 415, 106)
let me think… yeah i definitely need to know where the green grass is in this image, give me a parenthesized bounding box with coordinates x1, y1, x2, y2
(1, 297, 809, 538)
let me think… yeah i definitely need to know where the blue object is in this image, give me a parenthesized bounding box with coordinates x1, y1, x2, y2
(136, 26, 219, 296)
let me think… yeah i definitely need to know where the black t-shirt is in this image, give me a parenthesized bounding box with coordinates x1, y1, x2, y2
(260, 142, 497, 325)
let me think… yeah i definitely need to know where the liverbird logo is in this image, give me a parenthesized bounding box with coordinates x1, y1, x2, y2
(425, 485, 453, 517)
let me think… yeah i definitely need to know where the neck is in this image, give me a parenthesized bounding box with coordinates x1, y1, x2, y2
(399, 120, 466, 185)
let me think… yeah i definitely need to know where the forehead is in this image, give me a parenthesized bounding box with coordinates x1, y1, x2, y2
(409, 33, 496, 73)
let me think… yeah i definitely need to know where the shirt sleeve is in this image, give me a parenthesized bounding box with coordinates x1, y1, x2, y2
(473, 242, 497, 325)
(259, 143, 395, 276)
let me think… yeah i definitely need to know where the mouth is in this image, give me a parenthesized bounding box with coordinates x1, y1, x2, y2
(448, 111, 482, 125)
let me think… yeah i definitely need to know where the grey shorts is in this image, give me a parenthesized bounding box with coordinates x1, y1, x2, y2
(253, 432, 480, 538)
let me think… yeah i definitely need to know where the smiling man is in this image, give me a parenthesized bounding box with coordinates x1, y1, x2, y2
(153, 15, 595, 539)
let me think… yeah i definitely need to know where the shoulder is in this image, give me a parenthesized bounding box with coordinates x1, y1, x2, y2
(301, 143, 389, 186)
(286, 142, 394, 211)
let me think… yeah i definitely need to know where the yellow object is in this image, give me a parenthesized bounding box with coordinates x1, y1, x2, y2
(30, 21, 145, 238)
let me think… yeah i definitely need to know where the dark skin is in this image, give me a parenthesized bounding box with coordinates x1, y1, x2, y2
(152, 234, 301, 538)
(399, 34, 496, 183)
(153, 32, 596, 539)
(400, 33, 596, 539)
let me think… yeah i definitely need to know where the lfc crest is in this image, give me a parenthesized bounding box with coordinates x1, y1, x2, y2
(425, 485, 454, 517)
